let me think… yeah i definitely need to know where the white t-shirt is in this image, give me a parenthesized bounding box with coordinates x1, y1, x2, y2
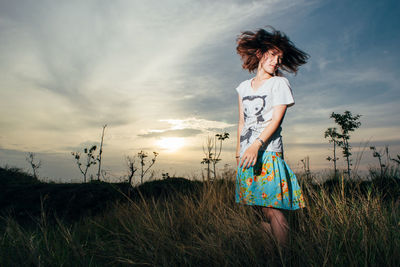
(236, 76, 294, 157)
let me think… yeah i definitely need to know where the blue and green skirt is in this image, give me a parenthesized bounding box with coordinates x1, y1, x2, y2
(235, 151, 305, 210)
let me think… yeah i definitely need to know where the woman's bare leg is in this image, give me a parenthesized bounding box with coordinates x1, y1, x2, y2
(260, 221, 272, 234)
(261, 207, 289, 247)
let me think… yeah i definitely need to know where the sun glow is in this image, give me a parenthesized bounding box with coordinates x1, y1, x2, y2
(156, 137, 185, 153)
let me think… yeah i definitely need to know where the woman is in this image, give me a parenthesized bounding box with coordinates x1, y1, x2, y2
(235, 27, 309, 247)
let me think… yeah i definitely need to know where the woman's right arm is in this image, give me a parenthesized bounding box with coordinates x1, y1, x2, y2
(236, 94, 244, 166)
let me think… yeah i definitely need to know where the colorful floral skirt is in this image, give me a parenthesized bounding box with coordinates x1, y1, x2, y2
(235, 151, 305, 210)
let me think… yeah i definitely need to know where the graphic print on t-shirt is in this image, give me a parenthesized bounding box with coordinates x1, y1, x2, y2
(240, 94, 267, 146)
(236, 76, 295, 157)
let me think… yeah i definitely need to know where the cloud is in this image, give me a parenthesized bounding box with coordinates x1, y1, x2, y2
(139, 129, 202, 138)
(160, 118, 235, 131)
(0, 0, 291, 137)
(139, 117, 235, 138)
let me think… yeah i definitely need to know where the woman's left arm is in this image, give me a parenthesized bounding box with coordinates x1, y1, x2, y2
(239, 105, 287, 169)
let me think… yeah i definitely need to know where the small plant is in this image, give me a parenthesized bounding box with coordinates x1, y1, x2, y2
(96, 124, 107, 181)
(162, 173, 170, 179)
(201, 136, 213, 181)
(137, 151, 159, 184)
(213, 132, 230, 179)
(329, 111, 361, 179)
(324, 127, 341, 179)
(71, 145, 97, 183)
(201, 132, 230, 181)
(300, 156, 311, 182)
(370, 145, 390, 178)
(25, 152, 41, 179)
(125, 155, 137, 186)
(392, 154, 400, 165)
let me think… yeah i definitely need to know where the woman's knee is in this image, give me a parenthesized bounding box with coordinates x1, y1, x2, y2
(262, 207, 286, 222)
(261, 207, 274, 221)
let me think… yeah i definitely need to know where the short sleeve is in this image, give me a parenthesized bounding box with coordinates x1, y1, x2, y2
(271, 77, 295, 107)
(235, 80, 246, 97)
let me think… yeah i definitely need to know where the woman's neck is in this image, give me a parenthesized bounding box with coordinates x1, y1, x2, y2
(254, 70, 273, 82)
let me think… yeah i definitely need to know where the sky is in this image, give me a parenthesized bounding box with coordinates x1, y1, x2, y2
(0, 0, 399, 183)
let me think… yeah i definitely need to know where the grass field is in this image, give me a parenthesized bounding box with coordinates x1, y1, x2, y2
(1, 167, 399, 266)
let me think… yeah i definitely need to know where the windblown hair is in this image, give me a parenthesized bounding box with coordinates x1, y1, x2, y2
(236, 27, 309, 73)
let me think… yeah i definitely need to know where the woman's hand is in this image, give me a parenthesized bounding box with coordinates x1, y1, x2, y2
(240, 141, 262, 169)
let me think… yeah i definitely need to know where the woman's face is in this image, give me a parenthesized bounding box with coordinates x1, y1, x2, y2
(260, 49, 283, 76)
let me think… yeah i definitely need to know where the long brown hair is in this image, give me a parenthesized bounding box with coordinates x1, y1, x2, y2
(236, 26, 309, 73)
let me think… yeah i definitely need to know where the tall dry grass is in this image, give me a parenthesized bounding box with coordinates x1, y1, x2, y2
(1, 173, 399, 266)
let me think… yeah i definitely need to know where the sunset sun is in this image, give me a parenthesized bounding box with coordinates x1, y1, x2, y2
(156, 137, 185, 152)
